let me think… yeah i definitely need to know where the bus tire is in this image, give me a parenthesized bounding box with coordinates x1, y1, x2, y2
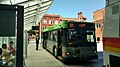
(53, 48, 57, 58)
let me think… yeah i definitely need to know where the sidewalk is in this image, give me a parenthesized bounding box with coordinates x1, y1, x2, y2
(25, 42, 64, 67)
(97, 41, 103, 52)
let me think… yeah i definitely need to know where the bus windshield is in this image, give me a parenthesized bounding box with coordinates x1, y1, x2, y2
(67, 28, 95, 45)
(67, 29, 82, 44)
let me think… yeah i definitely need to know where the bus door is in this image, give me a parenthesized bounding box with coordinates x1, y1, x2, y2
(61, 29, 67, 45)
(57, 30, 62, 56)
(43, 32, 48, 49)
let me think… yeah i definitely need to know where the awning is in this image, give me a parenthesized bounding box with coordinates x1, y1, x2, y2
(0, 0, 54, 30)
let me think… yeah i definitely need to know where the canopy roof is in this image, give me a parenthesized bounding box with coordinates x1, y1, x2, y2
(0, 0, 54, 31)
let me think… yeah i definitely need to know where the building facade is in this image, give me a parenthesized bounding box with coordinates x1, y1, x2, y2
(93, 8, 105, 41)
(37, 12, 87, 42)
(61, 12, 87, 22)
(40, 12, 87, 30)
(40, 14, 61, 31)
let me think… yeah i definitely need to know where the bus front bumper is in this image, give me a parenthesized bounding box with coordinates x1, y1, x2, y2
(62, 54, 98, 62)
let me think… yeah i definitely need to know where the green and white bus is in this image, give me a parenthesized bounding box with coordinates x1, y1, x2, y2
(42, 21, 98, 62)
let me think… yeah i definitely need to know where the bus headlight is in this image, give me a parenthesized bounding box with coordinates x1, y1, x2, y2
(62, 52, 71, 56)
(66, 52, 70, 55)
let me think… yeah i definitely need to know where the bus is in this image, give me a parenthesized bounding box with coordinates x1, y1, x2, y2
(42, 21, 98, 62)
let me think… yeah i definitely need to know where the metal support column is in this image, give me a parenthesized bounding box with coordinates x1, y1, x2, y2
(16, 5, 24, 67)
(25, 30, 28, 59)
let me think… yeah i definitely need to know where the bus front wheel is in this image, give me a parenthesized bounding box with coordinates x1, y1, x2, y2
(53, 48, 57, 58)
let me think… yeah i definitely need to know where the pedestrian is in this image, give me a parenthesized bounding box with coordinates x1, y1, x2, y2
(8, 41, 16, 55)
(2, 44, 15, 63)
(36, 34, 39, 50)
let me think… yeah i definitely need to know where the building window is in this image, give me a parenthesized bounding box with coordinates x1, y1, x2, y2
(54, 20, 58, 24)
(97, 37, 100, 42)
(49, 20, 52, 24)
(60, 21, 62, 23)
(112, 5, 119, 15)
(42, 20, 47, 24)
(42, 26, 46, 29)
(96, 23, 101, 28)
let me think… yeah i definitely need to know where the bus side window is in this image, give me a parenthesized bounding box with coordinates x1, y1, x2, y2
(60, 29, 63, 36)
(61, 29, 66, 44)
(52, 31, 58, 41)
(53, 35, 55, 41)
(44, 33, 46, 39)
(48, 32, 51, 40)
(45, 32, 48, 39)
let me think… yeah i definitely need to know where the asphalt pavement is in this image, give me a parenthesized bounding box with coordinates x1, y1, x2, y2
(25, 41, 103, 67)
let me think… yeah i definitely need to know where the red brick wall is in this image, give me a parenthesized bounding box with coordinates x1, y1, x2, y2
(93, 8, 105, 41)
(40, 14, 61, 31)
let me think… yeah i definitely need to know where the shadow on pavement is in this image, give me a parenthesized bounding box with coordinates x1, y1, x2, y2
(61, 52, 103, 67)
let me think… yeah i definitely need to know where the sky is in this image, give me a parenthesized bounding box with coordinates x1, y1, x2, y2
(46, 0, 106, 21)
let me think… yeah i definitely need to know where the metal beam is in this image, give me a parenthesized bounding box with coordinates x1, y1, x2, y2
(25, 20, 34, 25)
(40, 0, 52, 7)
(41, 0, 53, 4)
(24, 13, 36, 18)
(15, 1, 30, 5)
(24, 15, 36, 20)
(24, 10, 36, 16)
(24, 3, 38, 9)
(24, 6, 38, 13)
(24, 18, 35, 23)
(24, 8, 37, 14)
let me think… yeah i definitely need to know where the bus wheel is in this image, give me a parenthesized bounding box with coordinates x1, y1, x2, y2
(53, 48, 57, 58)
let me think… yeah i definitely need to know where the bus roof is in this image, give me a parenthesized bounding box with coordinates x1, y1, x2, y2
(42, 21, 68, 32)
(42, 21, 94, 32)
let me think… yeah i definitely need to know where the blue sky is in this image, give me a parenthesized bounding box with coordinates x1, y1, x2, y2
(46, 0, 105, 21)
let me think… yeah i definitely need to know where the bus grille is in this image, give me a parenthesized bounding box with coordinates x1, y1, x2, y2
(74, 47, 95, 57)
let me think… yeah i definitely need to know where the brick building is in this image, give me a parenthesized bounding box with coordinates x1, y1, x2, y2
(40, 14, 61, 31)
(93, 8, 105, 41)
(61, 12, 87, 22)
(40, 12, 87, 31)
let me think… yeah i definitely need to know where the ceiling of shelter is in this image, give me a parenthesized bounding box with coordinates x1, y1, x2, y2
(0, 0, 54, 31)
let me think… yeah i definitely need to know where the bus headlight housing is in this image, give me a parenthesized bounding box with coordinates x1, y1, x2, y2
(62, 52, 72, 57)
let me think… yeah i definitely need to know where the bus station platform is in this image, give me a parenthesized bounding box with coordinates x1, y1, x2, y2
(25, 40, 103, 67)
(25, 41, 64, 67)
